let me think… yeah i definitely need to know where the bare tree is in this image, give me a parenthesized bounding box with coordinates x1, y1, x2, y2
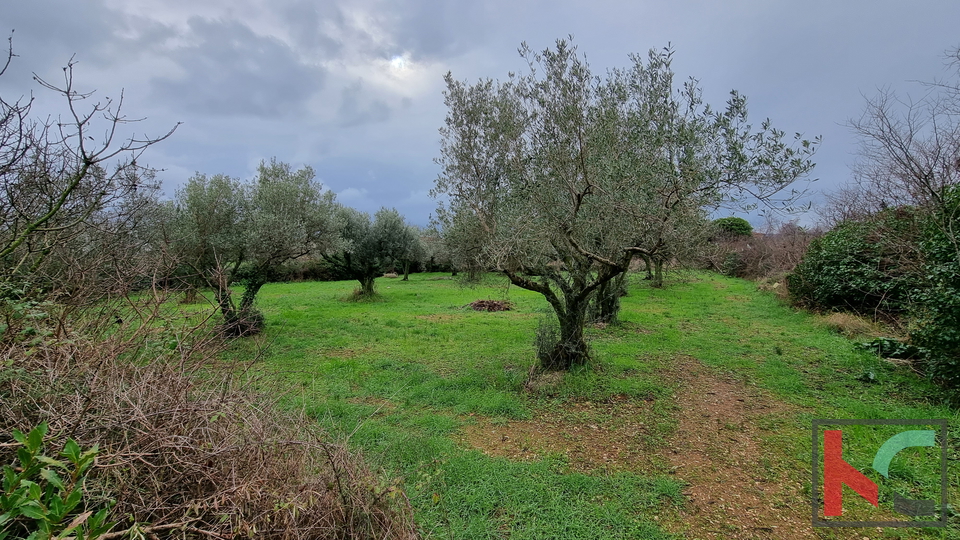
(0, 39, 178, 287)
(825, 47, 960, 227)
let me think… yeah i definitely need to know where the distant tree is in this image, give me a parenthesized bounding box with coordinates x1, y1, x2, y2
(322, 207, 416, 297)
(398, 224, 425, 280)
(434, 39, 817, 370)
(420, 224, 453, 272)
(713, 217, 754, 238)
(174, 159, 338, 335)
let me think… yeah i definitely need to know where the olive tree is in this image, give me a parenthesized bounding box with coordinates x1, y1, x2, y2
(434, 39, 817, 370)
(420, 224, 454, 273)
(398, 224, 425, 280)
(322, 207, 417, 297)
(174, 159, 338, 335)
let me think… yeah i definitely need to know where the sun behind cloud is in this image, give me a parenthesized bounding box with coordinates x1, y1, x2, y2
(389, 55, 407, 71)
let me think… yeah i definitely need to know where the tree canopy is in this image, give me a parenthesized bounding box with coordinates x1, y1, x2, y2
(713, 217, 754, 238)
(173, 159, 338, 334)
(433, 39, 818, 370)
(322, 207, 418, 297)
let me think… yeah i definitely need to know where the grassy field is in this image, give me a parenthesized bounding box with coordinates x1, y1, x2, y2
(221, 272, 959, 539)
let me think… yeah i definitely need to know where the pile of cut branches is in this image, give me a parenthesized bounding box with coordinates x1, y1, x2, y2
(468, 299, 513, 312)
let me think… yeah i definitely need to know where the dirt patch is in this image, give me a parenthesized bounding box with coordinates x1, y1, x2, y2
(656, 355, 815, 538)
(414, 314, 462, 323)
(455, 355, 894, 539)
(659, 356, 888, 540)
(455, 393, 658, 474)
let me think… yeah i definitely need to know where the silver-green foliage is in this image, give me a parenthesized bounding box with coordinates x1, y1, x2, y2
(433, 38, 818, 369)
(323, 207, 418, 296)
(173, 158, 338, 333)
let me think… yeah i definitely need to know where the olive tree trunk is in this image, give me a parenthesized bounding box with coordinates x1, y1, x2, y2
(589, 271, 627, 324)
(358, 274, 376, 297)
(544, 296, 591, 370)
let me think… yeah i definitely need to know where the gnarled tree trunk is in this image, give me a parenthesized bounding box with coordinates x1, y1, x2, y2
(358, 274, 376, 297)
(588, 271, 627, 324)
(544, 296, 591, 370)
(651, 256, 665, 288)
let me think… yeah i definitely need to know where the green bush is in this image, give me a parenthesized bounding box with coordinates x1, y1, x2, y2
(712, 216, 753, 238)
(721, 251, 744, 277)
(910, 187, 960, 387)
(788, 208, 920, 317)
(1, 423, 114, 540)
(789, 188, 960, 390)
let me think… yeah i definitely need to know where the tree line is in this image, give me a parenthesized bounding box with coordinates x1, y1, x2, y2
(1, 37, 822, 368)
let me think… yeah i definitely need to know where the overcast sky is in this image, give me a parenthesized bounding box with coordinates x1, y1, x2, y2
(2, 0, 959, 227)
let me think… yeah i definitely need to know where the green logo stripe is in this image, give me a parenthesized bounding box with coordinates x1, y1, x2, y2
(872, 430, 936, 478)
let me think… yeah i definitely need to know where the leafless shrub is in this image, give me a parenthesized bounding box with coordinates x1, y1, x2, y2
(0, 295, 418, 540)
(703, 220, 820, 281)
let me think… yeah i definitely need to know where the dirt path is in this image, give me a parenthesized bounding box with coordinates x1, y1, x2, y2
(658, 356, 817, 539)
(457, 355, 897, 539)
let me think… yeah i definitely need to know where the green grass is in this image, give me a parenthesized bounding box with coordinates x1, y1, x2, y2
(217, 272, 959, 538)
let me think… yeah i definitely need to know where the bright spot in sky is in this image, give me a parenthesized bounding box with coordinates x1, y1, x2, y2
(390, 55, 406, 70)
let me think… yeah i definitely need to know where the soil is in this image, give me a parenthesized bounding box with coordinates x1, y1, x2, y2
(457, 355, 897, 539)
(657, 355, 815, 539)
(456, 393, 658, 474)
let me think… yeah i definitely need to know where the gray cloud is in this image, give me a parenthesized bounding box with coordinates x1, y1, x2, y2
(1, 0, 118, 62)
(277, 0, 345, 57)
(150, 17, 326, 117)
(337, 80, 391, 127)
(4, 0, 960, 227)
(381, 0, 493, 61)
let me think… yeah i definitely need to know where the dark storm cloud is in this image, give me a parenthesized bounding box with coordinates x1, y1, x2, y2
(1, 0, 118, 63)
(277, 0, 344, 57)
(150, 17, 326, 117)
(382, 0, 493, 60)
(337, 80, 391, 127)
